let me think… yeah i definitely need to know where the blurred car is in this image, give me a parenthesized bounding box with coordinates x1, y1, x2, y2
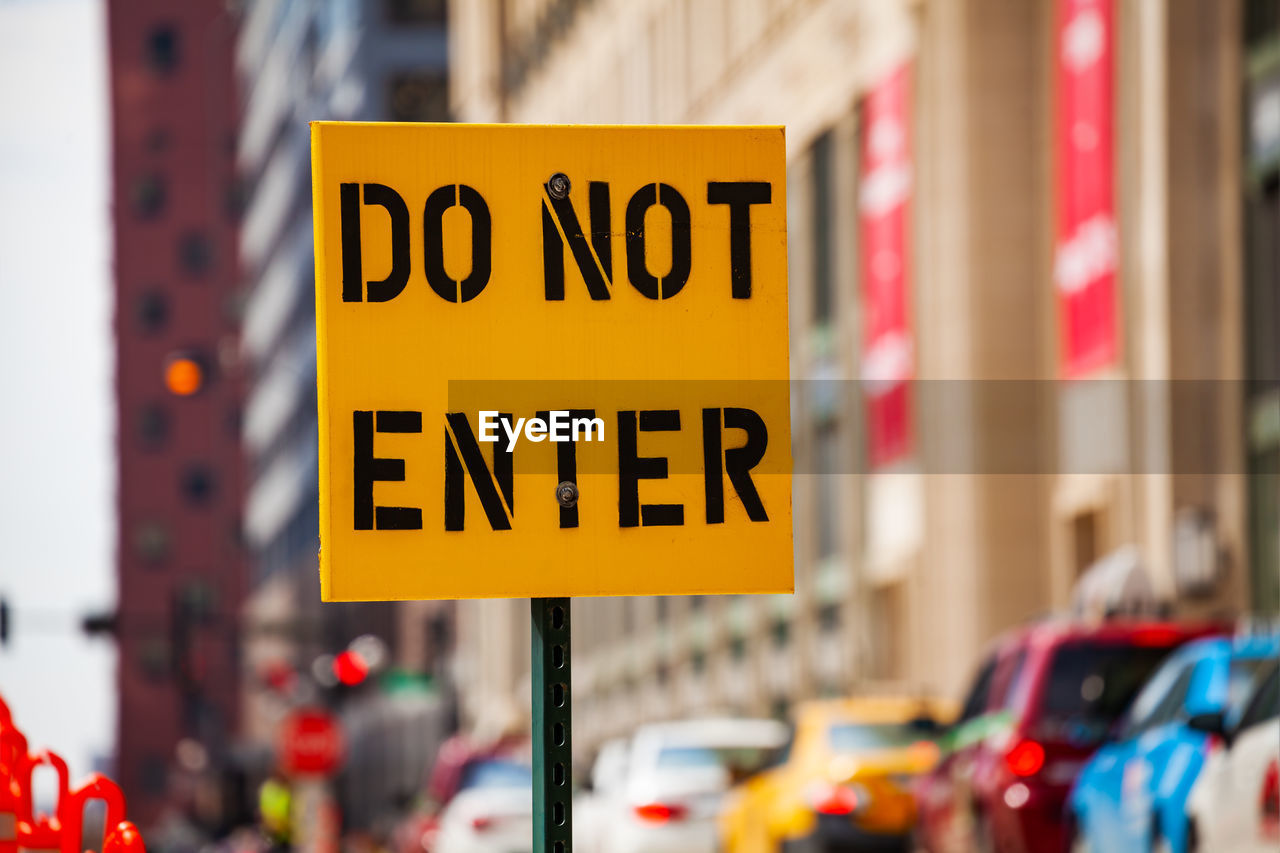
(396, 733, 531, 853)
(575, 737, 631, 853)
(718, 696, 952, 853)
(433, 758, 533, 853)
(599, 717, 789, 853)
(1066, 631, 1280, 853)
(912, 620, 1217, 853)
(1185, 656, 1280, 853)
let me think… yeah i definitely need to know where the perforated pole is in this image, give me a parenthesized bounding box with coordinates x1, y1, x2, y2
(531, 597, 572, 853)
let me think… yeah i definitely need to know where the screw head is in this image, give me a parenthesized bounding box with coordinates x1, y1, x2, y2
(555, 480, 579, 508)
(547, 172, 571, 200)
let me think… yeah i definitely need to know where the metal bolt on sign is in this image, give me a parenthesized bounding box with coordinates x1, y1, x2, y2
(547, 172, 571, 200)
(555, 481, 578, 508)
(531, 598, 572, 853)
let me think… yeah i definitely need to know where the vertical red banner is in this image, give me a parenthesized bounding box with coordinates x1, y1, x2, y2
(860, 62, 914, 468)
(1054, 0, 1119, 378)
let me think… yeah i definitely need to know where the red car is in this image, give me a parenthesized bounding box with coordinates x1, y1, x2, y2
(911, 619, 1220, 853)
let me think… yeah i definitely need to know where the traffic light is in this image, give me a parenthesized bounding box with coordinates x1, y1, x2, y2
(0, 597, 9, 648)
(331, 650, 369, 686)
(164, 350, 209, 396)
(81, 610, 119, 637)
(315, 635, 387, 696)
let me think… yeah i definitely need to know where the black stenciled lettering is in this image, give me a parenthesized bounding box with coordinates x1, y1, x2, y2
(341, 183, 411, 303)
(424, 184, 492, 303)
(340, 184, 362, 302)
(536, 409, 596, 529)
(702, 408, 724, 523)
(707, 181, 771, 299)
(701, 406, 769, 524)
(444, 412, 513, 531)
(625, 183, 691, 300)
(352, 410, 422, 531)
(543, 181, 612, 300)
(618, 409, 684, 528)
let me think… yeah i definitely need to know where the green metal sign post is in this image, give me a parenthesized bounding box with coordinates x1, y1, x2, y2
(531, 597, 572, 853)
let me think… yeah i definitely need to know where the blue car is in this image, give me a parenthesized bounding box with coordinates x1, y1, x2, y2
(1067, 632, 1280, 853)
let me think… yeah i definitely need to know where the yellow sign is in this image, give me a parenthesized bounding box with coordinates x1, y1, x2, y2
(312, 123, 791, 601)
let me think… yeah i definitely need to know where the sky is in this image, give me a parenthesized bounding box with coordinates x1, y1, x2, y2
(0, 0, 115, 777)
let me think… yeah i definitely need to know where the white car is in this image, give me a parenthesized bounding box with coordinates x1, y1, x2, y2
(575, 737, 631, 853)
(434, 759, 533, 853)
(1186, 659, 1279, 853)
(599, 717, 789, 853)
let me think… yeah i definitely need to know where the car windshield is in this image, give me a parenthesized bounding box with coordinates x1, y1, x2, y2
(458, 759, 532, 790)
(1229, 657, 1271, 707)
(1033, 641, 1176, 745)
(1238, 663, 1280, 730)
(655, 745, 777, 776)
(827, 724, 928, 753)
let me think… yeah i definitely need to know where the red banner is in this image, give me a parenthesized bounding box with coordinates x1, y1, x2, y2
(860, 63, 914, 468)
(1054, 0, 1119, 377)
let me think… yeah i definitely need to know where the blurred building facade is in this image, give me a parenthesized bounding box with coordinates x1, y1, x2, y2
(448, 0, 1278, 755)
(233, 0, 454, 832)
(107, 0, 245, 831)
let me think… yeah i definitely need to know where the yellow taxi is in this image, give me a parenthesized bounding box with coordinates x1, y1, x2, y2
(718, 696, 954, 853)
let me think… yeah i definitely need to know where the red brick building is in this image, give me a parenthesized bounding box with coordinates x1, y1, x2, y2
(106, 0, 243, 830)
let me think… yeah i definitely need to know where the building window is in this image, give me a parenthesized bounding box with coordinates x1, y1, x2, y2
(1245, 178, 1278, 393)
(385, 0, 446, 25)
(388, 73, 449, 122)
(224, 178, 247, 222)
(225, 405, 242, 440)
(178, 580, 217, 624)
(868, 583, 904, 679)
(770, 617, 790, 649)
(1071, 510, 1100, 577)
(178, 231, 214, 276)
(138, 403, 169, 449)
(145, 25, 180, 75)
(139, 754, 168, 794)
(133, 521, 170, 566)
(136, 290, 169, 334)
(428, 613, 451, 666)
(1246, 0, 1280, 50)
(130, 175, 167, 220)
(1246, 456, 1278, 615)
(180, 464, 216, 505)
(138, 636, 172, 683)
(811, 131, 834, 326)
(146, 128, 171, 153)
(229, 517, 246, 553)
(814, 417, 840, 559)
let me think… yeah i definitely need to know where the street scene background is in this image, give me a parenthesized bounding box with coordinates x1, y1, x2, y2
(0, 1, 1277, 853)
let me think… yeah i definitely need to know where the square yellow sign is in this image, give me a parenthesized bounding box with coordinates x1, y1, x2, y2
(312, 123, 792, 600)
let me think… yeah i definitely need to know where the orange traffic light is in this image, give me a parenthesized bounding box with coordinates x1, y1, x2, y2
(164, 356, 204, 396)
